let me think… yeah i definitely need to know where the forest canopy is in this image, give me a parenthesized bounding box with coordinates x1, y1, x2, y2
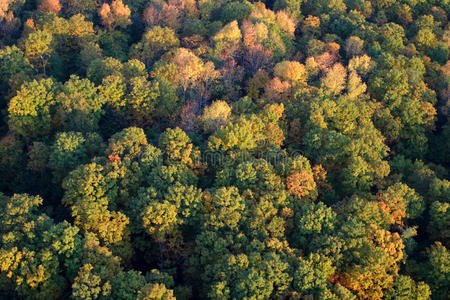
(0, 0, 449, 299)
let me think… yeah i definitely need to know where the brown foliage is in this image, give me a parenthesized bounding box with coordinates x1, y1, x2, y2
(315, 51, 339, 72)
(242, 19, 257, 47)
(172, 47, 204, 92)
(181, 34, 206, 49)
(37, 0, 62, 14)
(247, 69, 270, 99)
(312, 165, 333, 193)
(0, 10, 19, 38)
(264, 77, 291, 103)
(108, 154, 121, 163)
(180, 100, 201, 133)
(142, 0, 198, 30)
(378, 199, 406, 227)
(220, 59, 245, 100)
(369, 226, 405, 264)
(243, 44, 273, 75)
(301, 15, 321, 36)
(275, 10, 297, 36)
(431, 6, 448, 23)
(160, 4, 181, 30)
(288, 118, 302, 144)
(395, 4, 413, 25)
(143, 5, 160, 27)
(273, 61, 307, 84)
(345, 36, 364, 58)
(98, 2, 112, 27)
(325, 42, 340, 54)
(267, 122, 285, 146)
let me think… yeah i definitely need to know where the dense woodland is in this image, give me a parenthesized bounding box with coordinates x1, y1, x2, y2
(0, 0, 449, 299)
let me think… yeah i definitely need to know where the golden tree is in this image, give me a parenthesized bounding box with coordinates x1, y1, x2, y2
(201, 100, 232, 133)
(286, 171, 316, 199)
(274, 61, 307, 85)
(98, 0, 131, 30)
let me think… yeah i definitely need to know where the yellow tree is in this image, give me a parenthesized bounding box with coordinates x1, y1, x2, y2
(171, 47, 218, 100)
(201, 100, 232, 133)
(274, 61, 307, 85)
(23, 30, 53, 75)
(212, 20, 242, 61)
(275, 10, 297, 37)
(321, 63, 347, 95)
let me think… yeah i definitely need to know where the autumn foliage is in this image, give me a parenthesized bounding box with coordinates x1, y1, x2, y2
(0, 0, 448, 299)
(37, 0, 62, 14)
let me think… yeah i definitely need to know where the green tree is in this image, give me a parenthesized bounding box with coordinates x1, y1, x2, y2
(293, 253, 335, 295)
(61, 162, 130, 247)
(302, 0, 346, 16)
(8, 78, 58, 139)
(164, 183, 203, 226)
(428, 201, 450, 244)
(105, 127, 148, 161)
(159, 127, 195, 166)
(48, 132, 88, 183)
(377, 182, 425, 226)
(212, 20, 242, 61)
(0, 193, 83, 299)
(131, 26, 180, 65)
(142, 200, 179, 242)
(137, 283, 175, 300)
(121, 59, 148, 81)
(152, 77, 180, 122)
(425, 242, 449, 299)
(98, 30, 129, 62)
(125, 76, 157, 127)
(72, 263, 108, 300)
(379, 23, 406, 53)
(98, 75, 127, 115)
(205, 187, 245, 231)
(0, 46, 33, 101)
(294, 202, 336, 248)
(71, 233, 123, 299)
(209, 104, 285, 152)
(384, 275, 431, 300)
(55, 75, 104, 132)
(61, 0, 97, 17)
(87, 57, 123, 85)
(23, 30, 53, 74)
(274, 0, 303, 18)
(110, 271, 148, 300)
(0, 134, 26, 192)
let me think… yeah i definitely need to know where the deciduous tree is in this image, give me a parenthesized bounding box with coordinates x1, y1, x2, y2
(8, 78, 58, 138)
(98, 0, 131, 30)
(37, 0, 62, 14)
